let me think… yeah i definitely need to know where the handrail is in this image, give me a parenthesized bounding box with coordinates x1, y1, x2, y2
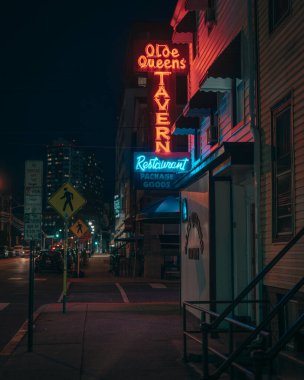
(266, 312, 304, 360)
(183, 229, 304, 379)
(210, 227, 304, 329)
(210, 276, 304, 379)
(184, 300, 269, 334)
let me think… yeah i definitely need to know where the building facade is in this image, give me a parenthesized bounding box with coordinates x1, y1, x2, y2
(44, 139, 105, 247)
(257, 0, 304, 344)
(114, 23, 187, 278)
(171, 0, 258, 321)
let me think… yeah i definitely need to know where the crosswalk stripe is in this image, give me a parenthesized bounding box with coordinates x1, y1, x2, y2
(115, 283, 129, 303)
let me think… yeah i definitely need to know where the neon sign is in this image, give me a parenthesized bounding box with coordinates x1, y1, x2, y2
(137, 43, 187, 153)
(134, 153, 190, 173)
(137, 44, 186, 72)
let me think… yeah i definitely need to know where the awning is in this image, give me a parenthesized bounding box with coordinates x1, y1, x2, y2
(185, 0, 208, 11)
(200, 77, 232, 93)
(136, 196, 180, 224)
(171, 0, 208, 30)
(200, 32, 242, 91)
(176, 10, 196, 33)
(172, 114, 200, 135)
(173, 142, 254, 189)
(171, 0, 208, 44)
(183, 90, 217, 117)
(172, 30, 193, 44)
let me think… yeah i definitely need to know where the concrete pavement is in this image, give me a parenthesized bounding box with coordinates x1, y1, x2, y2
(0, 255, 200, 380)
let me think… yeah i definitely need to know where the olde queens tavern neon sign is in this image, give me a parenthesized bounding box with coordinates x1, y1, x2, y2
(134, 42, 190, 189)
(137, 43, 187, 153)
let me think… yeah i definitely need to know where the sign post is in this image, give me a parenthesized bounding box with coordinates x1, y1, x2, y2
(24, 160, 43, 352)
(63, 220, 68, 313)
(48, 183, 86, 313)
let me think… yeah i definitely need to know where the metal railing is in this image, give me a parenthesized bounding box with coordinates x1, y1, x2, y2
(183, 300, 270, 379)
(183, 227, 304, 379)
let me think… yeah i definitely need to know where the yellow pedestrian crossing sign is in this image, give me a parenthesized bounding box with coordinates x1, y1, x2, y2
(48, 183, 86, 220)
(70, 219, 88, 238)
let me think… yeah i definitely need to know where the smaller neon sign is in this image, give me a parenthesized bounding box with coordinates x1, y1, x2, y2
(134, 152, 190, 173)
(182, 198, 188, 222)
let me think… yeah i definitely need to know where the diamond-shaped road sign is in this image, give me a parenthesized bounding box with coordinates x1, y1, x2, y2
(70, 219, 89, 238)
(48, 183, 86, 220)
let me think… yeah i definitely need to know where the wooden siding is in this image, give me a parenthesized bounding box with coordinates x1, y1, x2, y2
(191, 1, 247, 95)
(187, 0, 253, 156)
(258, 0, 304, 290)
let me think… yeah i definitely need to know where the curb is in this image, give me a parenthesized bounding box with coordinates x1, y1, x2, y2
(0, 304, 47, 356)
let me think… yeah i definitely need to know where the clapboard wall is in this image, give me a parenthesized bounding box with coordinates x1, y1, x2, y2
(258, 0, 304, 290)
(187, 0, 253, 163)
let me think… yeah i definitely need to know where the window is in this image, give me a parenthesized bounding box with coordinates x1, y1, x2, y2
(272, 95, 294, 241)
(138, 76, 147, 88)
(232, 79, 244, 127)
(269, 0, 292, 32)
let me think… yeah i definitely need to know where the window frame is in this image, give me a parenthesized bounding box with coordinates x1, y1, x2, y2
(269, 0, 292, 33)
(271, 94, 294, 242)
(232, 78, 244, 128)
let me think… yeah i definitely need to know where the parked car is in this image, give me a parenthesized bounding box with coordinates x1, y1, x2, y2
(34, 248, 75, 273)
(13, 245, 25, 257)
(34, 249, 63, 273)
(0, 245, 9, 258)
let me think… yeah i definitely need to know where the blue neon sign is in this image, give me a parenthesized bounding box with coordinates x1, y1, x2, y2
(134, 152, 191, 173)
(182, 198, 188, 222)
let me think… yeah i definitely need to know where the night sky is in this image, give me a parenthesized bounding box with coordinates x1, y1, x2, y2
(0, 0, 177, 202)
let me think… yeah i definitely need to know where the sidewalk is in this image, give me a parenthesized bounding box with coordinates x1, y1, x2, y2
(0, 256, 200, 380)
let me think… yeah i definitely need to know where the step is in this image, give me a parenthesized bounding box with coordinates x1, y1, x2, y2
(273, 350, 304, 380)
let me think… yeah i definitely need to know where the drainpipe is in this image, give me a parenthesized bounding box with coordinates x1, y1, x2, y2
(248, 0, 263, 323)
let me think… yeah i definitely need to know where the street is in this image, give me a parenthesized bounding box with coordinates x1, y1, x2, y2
(0, 257, 62, 352)
(0, 255, 180, 355)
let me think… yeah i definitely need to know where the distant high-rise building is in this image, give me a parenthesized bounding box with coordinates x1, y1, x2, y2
(43, 139, 104, 238)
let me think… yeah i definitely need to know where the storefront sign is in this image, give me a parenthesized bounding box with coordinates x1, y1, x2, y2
(114, 195, 121, 219)
(134, 172, 176, 190)
(134, 152, 190, 173)
(137, 44, 186, 72)
(136, 42, 187, 153)
(24, 160, 43, 241)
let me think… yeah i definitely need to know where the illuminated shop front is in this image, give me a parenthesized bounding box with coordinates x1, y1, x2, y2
(130, 38, 190, 278)
(134, 42, 189, 191)
(170, 0, 257, 323)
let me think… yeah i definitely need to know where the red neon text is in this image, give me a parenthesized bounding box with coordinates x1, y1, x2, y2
(138, 44, 187, 72)
(154, 71, 171, 153)
(137, 43, 187, 153)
